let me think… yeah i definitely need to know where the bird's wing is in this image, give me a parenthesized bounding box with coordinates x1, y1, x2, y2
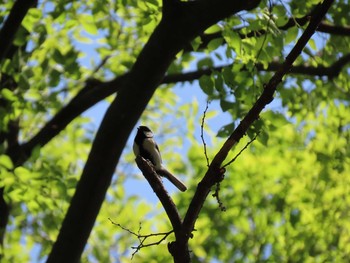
(142, 138, 162, 168)
(154, 142, 163, 163)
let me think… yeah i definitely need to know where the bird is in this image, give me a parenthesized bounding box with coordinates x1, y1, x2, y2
(133, 126, 187, 192)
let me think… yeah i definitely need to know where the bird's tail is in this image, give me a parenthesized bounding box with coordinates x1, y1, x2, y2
(157, 168, 187, 192)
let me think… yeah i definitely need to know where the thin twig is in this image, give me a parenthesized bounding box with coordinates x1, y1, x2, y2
(221, 132, 259, 168)
(108, 218, 174, 258)
(254, 1, 272, 65)
(201, 101, 210, 167)
(91, 55, 112, 75)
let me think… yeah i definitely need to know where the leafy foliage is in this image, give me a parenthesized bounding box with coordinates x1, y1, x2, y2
(0, 0, 349, 262)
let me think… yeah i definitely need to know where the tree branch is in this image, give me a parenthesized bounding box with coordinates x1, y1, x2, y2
(46, 1, 262, 262)
(182, 0, 334, 242)
(0, 188, 10, 257)
(7, 74, 129, 166)
(162, 53, 350, 84)
(9, 0, 348, 173)
(9, 0, 262, 167)
(0, 0, 37, 63)
(0, 0, 38, 251)
(108, 219, 173, 258)
(135, 156, 183, 233)
(16, 47, 350, 168)
(185, 15, 350, 52)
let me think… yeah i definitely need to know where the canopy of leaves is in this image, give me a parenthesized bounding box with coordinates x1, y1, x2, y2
(0, 0, 349, 262)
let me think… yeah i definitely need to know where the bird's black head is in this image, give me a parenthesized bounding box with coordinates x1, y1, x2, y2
(137, 126, 153, 138)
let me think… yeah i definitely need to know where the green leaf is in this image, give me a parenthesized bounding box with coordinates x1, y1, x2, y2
(13, 26, 28, 46)
(197, 57, 213, 69)
(257, 128, 269, 146)
(80, 14, 98, 35)
(220, 100, 235, 112)
(144, 0, 159, 7)
(0, 155, 13, 169)
(285, 27, 299, 45)
(222, 67, 235, 87)
(1, 59, 13, 74)
(22, 8, 42, 32)
(14, 167, 31, 180)
(261, 111, 290, 129)
(1, 88, 17, 102)
(207, 38, 223, 51)
(190, 37, 201, 51)
(217, 123, 235, 137)
(199, 75, 214, 95)
(308, 39, 317, 51)
(204, 24, 222, 34)
(214, 74, 225, 94)
(223, 30, 241, 53)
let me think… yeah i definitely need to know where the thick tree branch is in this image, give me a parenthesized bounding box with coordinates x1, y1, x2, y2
(9, 0, 261, 166)
(7, 75, 129, 166)
(135, 157, 183, 233)
(182, 0, 334, 241)
(8, 1, 348, 172)
(315, 22, 350, 35)
(163, 53, 350, 84)
(0, 0, 37, 63)
(0, 188, 10, 255)
(0, 0, 38, 250)
(16, 48, 350, 168)
(11, 48, 349, 169)
(46, 1, 261, 262)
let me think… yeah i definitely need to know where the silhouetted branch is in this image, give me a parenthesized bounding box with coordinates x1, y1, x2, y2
(108, 219, 173, 258)
(0, 188, 10, 255)
(47, 1, 263, 261)
(9, 11, 349, 170)
(182, 0, 334, 241)
(185, 14, 350, 52)
(200, 101, 210, 168)
(7, 74, 129, 166)
(162, 54, 350, 84)
(135, 156, 182, 233)
(0, 0, 38, 251)
(222, 132, 259, 168)
(10, 49, 350, 168)
(0, 0, 37, 62)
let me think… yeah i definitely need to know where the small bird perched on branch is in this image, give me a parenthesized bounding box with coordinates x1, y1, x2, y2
(133, 126, 187, 192)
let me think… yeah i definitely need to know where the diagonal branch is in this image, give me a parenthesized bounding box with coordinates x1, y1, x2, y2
(13, 48, 350, 168)
(11, 49, 350, 167)
(6, 74, 129, 166)
(135, 156, 182, 233)
(182, 0, 334, 240)
(9, 1, 348, 171)
(0, 0, 37, 63)
(8, 2, 263, 168)
(46, 1, 262, 262)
